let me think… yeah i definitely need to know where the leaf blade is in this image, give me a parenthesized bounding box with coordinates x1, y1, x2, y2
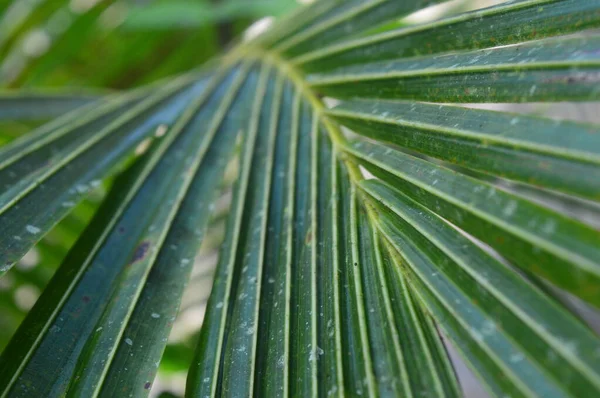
(328, 99, 600, 199)
(309, 36, 600, 102)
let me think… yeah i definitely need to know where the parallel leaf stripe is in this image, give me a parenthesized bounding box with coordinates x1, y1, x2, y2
(377, 221, 544, 398)
(289, 97, 317, 396)
(275, 0, 446, 57)
(372, 227, 459, 397)
(308, 35, 600, 84)
(381, 239, 531, 398)
(0, 95, 122, 169)
(309, 110, 319, 396)
(346, 180, 377, 396)
(329, 148, 346, 397)
(0, 97, 144, 216)
(327, 100, 600, 165)
(344, 140, 600, 307)
(220, 73, 282, 397)
(0, 133, 174, 397)
(0, 92, 102, 120)
(282, 89, 301, 396)
(185, 64, 273, 398)
(4, 67, 240, 398)
(0, 78, 209, 275)
(419, 301, 462, 397)
(0, 74, 199, 216)
(275, 0, 387, 53)
(258, 80, 298, 396)
(361, 180, 600, 393)
(389, 238, 449, 398)
(67, 64, 250, 397)
(327, 100, 600, 199)
(253, 0, 340, 49)
(252, 78, 294, 397)
(100, 65, 261, 398)
(294, 0, 600, 70)
(370, 227, 412, 398)
(314, 132, 344, 398)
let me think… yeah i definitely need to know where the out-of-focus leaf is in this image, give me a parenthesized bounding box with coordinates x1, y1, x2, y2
(122, 1, 298, 31)
(0, 91, 102, 120)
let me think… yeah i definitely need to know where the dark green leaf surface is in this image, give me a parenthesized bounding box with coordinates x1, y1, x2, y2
(289, 98, 318, 397)
(337, 165, 377, 396)
(98, 64, 259, 398)
(255, 0, 341, 48)
(0, 73, 209, 275)
(296, 0, 600, 72)
(252, 80, 295, 397)
(275, 0, 446, 57)
(328, 99, 600, 199)
(345, 140, 600, 307)
(354, 211, 407, 397)
(0, 133, 173, 397)
(0, 66, 241, 397)
(373, 225, 461, 398)
(314, 133, 345, 398)
(0, 93, 142, 213)
(309, 35, 600, 102)
(369, 184, 600, 397)
(186, 66, 276, 398)
(2, 1, 600, 397)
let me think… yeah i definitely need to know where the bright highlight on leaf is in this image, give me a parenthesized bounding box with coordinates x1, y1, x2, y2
(1, 0, 600, 397)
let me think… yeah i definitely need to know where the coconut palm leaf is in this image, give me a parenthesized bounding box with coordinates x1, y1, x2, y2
(1, 0, 600, 397)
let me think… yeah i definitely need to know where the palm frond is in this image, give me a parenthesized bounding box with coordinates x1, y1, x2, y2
(1, 0, 600, 397)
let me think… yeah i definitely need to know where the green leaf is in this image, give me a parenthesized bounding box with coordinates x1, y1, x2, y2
(296, 0, 600, 72)
(289, 96, 318, 396)
(94, 64, 259, 397)
(0, 91, 101, 120)
(345, 139, 600, 307)
(253, 80, 297, 396)
(313, 132, 346, 398)
(275, 0, 447, 57)
(2, 1, 600, 397)
(187, 65, 275, 397)
(0, 72, 208, 275)
(366, 182, 600, 397)
(309, 35, 600, 102)
(0, 135, 172, 396)
(0, 63, 254, 396)
(122, 1, 298, 31)
(327, 99, 600, 199)
(337, 165, 378, 396)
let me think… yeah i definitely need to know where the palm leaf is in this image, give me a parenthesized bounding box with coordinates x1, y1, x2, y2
(1, 0, 600, 397)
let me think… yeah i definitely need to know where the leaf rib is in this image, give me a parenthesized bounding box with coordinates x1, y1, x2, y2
(345, 140, 600, 307)
(99, 63, 261, 398)
(309, 35, 600, 102)
(361, 179, 600, 396)
(67, 64, 252, 397)
(328, 99, 600, 199)
(275, 0, 446, 58)
(295, 0, 600, 72)
(0, 72, 211, 275)
(220, 73, 283, 398)
(186, 64, 274, 398)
